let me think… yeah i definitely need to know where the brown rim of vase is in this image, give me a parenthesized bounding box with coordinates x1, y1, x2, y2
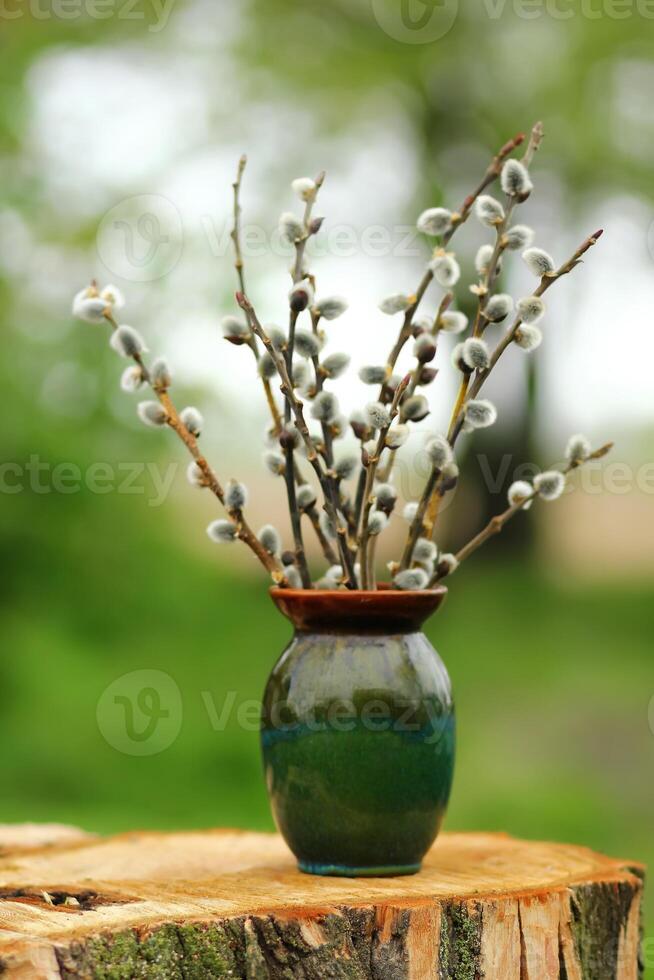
(269, 583, 447, 633)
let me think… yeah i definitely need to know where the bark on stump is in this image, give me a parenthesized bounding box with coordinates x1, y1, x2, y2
(0, 824, 643, 979)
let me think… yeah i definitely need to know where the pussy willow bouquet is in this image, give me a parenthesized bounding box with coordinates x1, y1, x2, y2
(71, 121, 611, 591)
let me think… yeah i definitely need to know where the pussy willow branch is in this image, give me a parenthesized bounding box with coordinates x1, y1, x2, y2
(237, 291, 358, 588)
(229, 155, 283, 437)
(451, 227, 604, 445)
(444, 122, 544, 449)
(351, 130, 528, 536)
(358, 376, 410, 590)
(281, 172, 327, 587)
(104, 312, 284, 582)
(418, 230, 602, 551)
(378, 130, 526, 390)
(430, 442, 613, 584)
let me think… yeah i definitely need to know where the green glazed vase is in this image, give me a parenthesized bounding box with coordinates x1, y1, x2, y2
(261, 586, 455, 877)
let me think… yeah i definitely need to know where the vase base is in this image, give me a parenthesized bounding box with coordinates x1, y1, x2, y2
(298, 860, 422, 878)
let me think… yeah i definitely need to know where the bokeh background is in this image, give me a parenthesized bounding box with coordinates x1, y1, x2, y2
(2, 0, 654, 965)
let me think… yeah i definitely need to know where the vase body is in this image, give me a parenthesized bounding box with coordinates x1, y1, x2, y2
(261, 588, 455, 877)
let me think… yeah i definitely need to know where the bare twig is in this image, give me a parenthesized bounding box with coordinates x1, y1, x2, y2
(229, 156, 283, 437)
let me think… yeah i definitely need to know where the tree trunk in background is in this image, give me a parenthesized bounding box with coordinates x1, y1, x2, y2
(0, 825, 643, 978)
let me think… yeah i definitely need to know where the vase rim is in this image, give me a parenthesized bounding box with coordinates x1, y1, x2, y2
(269, 584, 447, 633)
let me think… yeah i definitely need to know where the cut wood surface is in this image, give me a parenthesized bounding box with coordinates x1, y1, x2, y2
(0, 825, 643, 978)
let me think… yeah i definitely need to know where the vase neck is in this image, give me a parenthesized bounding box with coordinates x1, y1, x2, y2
(269, 586, 447, 633)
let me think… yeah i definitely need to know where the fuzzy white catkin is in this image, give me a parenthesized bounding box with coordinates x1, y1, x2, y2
(484, 293, 514, 322)
(402, 502, 419, 522)
(438, 553, 459, 576)
(207, 519, 237, 544)
(296, 484, 317, 509)
(441, 461, 459, 486)
(475, 194, 505, 226)
(504, 224, 534, 250)
(412, 315, 432, 332)
(413, 334, 437, 363)
(501, 159, 533, 197)
(221, 315, 249, 338)
(293, 329, 320, 359)
(523, 247, 555, 277)
(314, 296, 348, 320)
(394, 568, 428, 591)
(265, 325, 286, 350)
(311, 390, 339, 422)
(517, 296, 545, 325)
(462, 338, 490, 371)
(368, 510, 388, 536)
(464, 399, 497, 429)
(319, 511, 338, 540)
(375, 482, 397, 508)
(534, 470, 566, 500)
(258, 353, 277, 379)
(425, 435, 452, 468)
(72, 287, 109, 324)
(507, 480, 533, 510)
(292, 361, 308, 388)
(366, 401, 391, 429)
(385, 424, 409, 449)
(279, 212, 304, 243)
(137, 400, 167, 427)
(291, 177, 317, 201)
(417, 207, 452, 236)
(402, 395, 430, 422)
(514, 325, 542, 351)
(120, 365, 144, 392)
(151, 358, 172, 389)
(414, 538, 437, 563)
(430, 252, 460, 287)
(289, 280, 314, 312)
(263, 450, 284, 476)
(565, 433, 591, 464)
(187, 461, 204, 487)
(359, 365, 388, 385)
(109, 325, 146, 358)
(379, 293, 411, 315)
(225, 480, 248, 510)
(334, 454, 358, 480)
(439, 311, 468, 334)
(285, 566, 303, 589)
(451, 342, 466, 371)
(180, 406, 203, 437)
(258, 524, 282, 556)
(322, 352, 350, 379)
(475, 244, 495, 276)
(100, 284, 125, 309)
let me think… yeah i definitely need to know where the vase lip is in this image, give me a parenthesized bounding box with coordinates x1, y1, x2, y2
(269, 583, 447, 633)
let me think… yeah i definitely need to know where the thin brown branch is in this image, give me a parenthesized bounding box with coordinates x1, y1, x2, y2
(431, 442, 613, 583)
(105, 313, 283, 582)
(228, 155, 283, 437)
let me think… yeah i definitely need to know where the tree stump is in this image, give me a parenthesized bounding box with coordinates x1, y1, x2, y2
(0, 824, 643, 979)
